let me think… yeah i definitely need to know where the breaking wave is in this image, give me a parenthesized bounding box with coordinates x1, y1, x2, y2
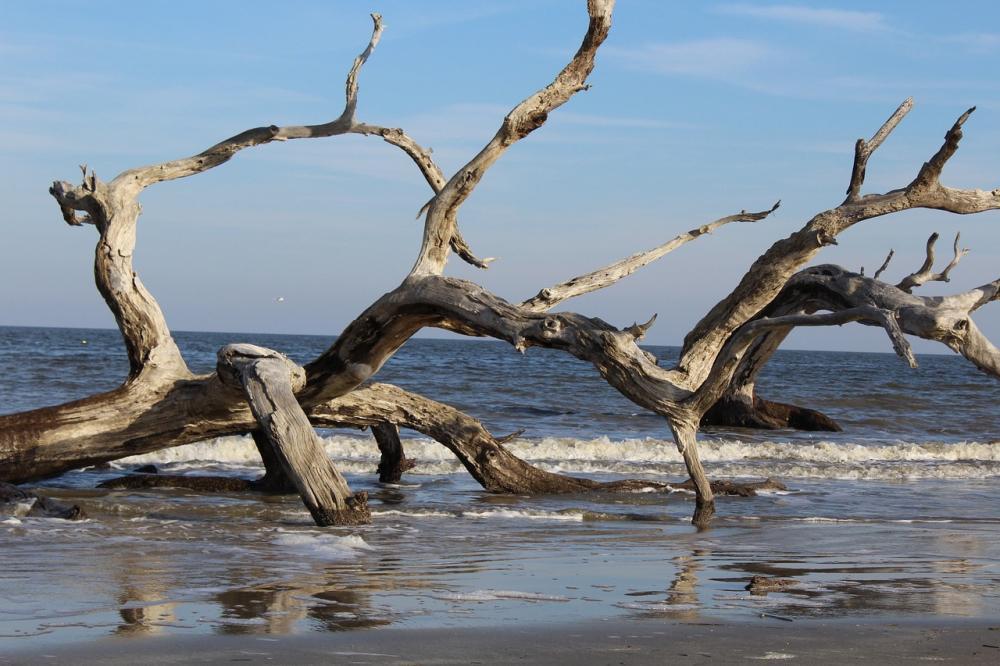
(120, 434, 1000, 481)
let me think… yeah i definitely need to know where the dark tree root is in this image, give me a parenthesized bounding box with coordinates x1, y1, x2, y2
(372, 423, 417, 483)
(97, 470, 787, 500)
(669, 477, 787, 497)
(702, 394, 841, 432)
(98, 474, 263, 492)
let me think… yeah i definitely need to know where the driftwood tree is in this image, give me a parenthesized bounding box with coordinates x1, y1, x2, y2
(2, 0, 999, 526)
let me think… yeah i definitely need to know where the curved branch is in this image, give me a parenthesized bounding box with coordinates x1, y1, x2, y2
(521, 201, 780, 312)
(694, 263, 1000, 419)
(411, 0, 615, 276)
(112, 15, 385, 194)
(688, 304, 916, 415)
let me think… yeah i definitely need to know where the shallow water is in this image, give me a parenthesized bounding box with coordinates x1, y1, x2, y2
(1, 327, 999, 645)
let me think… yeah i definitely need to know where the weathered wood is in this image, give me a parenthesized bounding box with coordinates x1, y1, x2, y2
(250, 429, 298, 493)
(670, 477, 787, 498)
(896, 232, 968, 293)
(522, 202, 780, 312)
(217, 344, 369, 526)
(411, 0, 614, 276)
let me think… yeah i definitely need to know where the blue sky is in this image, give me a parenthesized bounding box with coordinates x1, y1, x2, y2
(1, 1, 998, 354)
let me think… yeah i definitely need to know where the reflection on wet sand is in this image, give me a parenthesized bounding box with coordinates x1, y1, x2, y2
(110, 539, 182, 635)
(213, 583, 391, 634)
(3, 478, 999, 645)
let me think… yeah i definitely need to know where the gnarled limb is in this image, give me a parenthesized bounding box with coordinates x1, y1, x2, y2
(896, 232, 969, 293)
(698, 255, 1000, 430)
(679, 103, 999, 390)
(314, 383, 772, 499)
(217, 344, 369, 526)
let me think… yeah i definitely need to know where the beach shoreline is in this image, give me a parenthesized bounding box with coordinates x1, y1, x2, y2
(5, 617, 999, 665)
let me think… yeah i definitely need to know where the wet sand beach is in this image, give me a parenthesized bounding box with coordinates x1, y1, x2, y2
(6, 618, 999, 664)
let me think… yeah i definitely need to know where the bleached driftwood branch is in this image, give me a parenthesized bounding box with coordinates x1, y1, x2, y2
(522, 202, 780, 312)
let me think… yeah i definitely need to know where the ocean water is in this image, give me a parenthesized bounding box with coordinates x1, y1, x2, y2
(1, 326, 999, 643)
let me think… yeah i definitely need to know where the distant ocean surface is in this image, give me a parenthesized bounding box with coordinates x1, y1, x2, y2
(2, 325, 998, 481)
(2, 325, 999, 639)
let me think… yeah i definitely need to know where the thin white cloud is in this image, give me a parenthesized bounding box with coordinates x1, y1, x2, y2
(608, 38, 779, 79)
(714, 4, 889, 32)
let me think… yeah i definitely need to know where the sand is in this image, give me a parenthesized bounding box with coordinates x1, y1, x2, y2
(4, 619, 999, 665)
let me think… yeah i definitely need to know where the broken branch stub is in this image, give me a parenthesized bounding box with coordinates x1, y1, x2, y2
(217, 344, 369, 526)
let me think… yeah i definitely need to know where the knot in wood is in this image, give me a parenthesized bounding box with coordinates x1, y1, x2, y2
(541, 316, 562, 338)
(477, 445, 500, 465)
(815, 229, 838, 247)
(509, 110, 549, 139)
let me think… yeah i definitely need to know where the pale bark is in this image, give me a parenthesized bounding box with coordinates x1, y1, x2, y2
(217, 344, 369, 526)
(895, 232, 969, 293)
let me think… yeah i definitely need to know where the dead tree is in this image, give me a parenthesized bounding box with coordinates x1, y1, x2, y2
(1, 1, 998, 527)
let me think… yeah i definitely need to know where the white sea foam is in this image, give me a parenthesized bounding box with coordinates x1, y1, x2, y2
(270, 530, 373, 560)
(118, 434, 1000, 480)
(432, 590, 570, 602)
(460, 509, 584, 522)
(373, 508, 584, 522)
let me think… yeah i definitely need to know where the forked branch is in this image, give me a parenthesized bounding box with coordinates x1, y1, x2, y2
(896, 232, 969, 293)
(844, 97, 913, 203)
